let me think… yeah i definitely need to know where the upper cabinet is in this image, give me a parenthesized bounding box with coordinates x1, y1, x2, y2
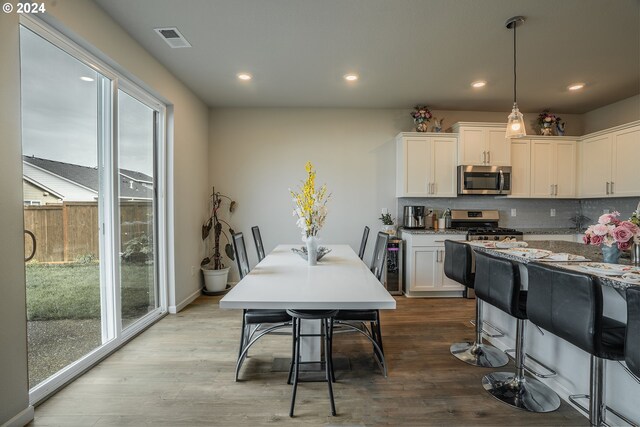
(451, 123, 511, 166)
(578, 122, 640, 198)
(509, 138, 531, 197)
(530, 138, 576, 198)
(396, 133, 457, 197)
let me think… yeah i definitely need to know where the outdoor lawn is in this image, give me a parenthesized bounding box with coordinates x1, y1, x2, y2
(26, 261, 154, 388)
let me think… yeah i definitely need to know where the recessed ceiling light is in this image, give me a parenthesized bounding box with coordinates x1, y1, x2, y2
(343, 74, 359, 82)
(471, 80, 486, 88)
(80, 76, 94, 82)
(567, 82, 585, 91)
(237, 73, 252, 81)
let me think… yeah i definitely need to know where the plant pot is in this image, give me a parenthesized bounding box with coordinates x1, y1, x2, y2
(381, 224, 396, 236)
(202, 267, 230, 292)
(601, 245, 620, 264)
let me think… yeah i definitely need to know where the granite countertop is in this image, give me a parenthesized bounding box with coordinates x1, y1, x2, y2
(469, 240, 638, 291)
(399, 227, 466, 235)
(519, 228, 583, 235)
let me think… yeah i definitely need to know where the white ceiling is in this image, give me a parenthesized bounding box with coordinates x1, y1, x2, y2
(94, 0, 639, 113)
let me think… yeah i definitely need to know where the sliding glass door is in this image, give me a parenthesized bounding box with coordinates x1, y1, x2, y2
(20, 20, 166, 401)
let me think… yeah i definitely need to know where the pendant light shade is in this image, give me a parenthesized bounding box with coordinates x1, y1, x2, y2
(505, 16, 526, 139)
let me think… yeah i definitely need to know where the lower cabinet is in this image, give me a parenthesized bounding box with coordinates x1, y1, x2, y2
(401, 232, 466, 297)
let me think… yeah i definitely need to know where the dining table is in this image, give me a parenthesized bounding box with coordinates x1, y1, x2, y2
(219, 244, 396, 361)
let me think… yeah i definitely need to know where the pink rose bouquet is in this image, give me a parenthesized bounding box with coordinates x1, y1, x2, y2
(583, 211, 640, 249)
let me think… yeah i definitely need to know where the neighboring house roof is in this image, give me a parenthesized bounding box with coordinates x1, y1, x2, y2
(23, 156, 153, 200)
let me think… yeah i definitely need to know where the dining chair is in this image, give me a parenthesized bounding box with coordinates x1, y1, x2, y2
(335, 231, 389, 376)
(251, 225, 266, 262)
(358, 226, 370, 260)
(232, 232, 292, 381)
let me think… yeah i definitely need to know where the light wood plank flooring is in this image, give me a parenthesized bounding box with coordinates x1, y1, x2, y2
(31, 296, 587, 426)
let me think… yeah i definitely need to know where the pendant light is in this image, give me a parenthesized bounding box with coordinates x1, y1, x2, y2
(505, 16, 526, 138)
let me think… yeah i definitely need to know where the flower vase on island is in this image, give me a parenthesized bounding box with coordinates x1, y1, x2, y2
(290, 161, 331, 266)
(583, 211, 640, 264)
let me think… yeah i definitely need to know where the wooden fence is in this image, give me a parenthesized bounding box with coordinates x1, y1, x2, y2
(24, 201, 153, 263)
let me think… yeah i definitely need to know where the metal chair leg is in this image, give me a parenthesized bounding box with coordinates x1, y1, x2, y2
(323, 319, 336, 416)
(289, 318, 301, 418)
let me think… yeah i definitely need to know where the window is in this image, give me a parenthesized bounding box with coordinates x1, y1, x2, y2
(20, 17, 167, 404)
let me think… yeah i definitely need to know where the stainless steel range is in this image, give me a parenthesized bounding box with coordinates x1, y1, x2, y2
(450, 209, 523, 241)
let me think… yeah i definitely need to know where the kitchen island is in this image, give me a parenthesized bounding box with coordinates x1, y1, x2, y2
(468, 240, 639, 425)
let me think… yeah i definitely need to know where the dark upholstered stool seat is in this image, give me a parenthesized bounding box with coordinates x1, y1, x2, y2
(245, 309, 292, 324)
(286, 309, 338, 417)
(476, 251, 560, 413)
(335, 309, 376, 321)
(626, 286, 640, 378)
(445, 240, 509, 369)
(528, 262, 627, 425)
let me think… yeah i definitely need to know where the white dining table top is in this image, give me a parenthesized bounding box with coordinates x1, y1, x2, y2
(219, 244, 397, 310)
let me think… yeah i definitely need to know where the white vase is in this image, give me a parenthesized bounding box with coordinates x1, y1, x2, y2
(202, 266, 230, 292)
(306, 236, 319, 266)
(381, 224, 396, 236)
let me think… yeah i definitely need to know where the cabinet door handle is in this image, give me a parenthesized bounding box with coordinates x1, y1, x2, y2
(550, 184, 554, 196)
(433, 182, 437, 194)
(481, 151, 485, 164)
(606, 181, 610, 195)
(555, 184, 558, 196)
(487, 151, 491, 164)
(610, 182, 614, 194)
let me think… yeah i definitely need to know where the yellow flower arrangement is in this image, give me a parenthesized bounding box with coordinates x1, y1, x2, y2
(290, 161, 330, 238)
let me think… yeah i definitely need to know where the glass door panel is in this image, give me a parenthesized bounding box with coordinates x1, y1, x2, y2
(117, 90, 158, 329)
(20, 27, 104, 389)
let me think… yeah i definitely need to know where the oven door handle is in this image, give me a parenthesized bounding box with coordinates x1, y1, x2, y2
(499, 169, 505, 194)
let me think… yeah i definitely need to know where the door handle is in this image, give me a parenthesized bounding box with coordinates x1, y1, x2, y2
(432, 182, 437, 194)
(25, 230, 36, 262)
(606, 181, 610, 195)
(555, 184, 558, 196)
(610, 182, 614, 194)
(487, 151, 491, 164)
(550, 184, 554, 196)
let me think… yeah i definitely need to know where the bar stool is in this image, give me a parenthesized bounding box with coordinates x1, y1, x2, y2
(527, 262, 626, 425)
(626, 286, 640, 378)
(475, 251, 561, 413)
(444, 240, 508, 368)
(286, 309, 338, 418)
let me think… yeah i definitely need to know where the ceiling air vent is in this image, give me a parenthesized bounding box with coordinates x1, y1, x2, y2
(153, 27, 192, 48)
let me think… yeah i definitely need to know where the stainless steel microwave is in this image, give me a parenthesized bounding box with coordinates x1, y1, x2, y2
(457, 165, 512, 195)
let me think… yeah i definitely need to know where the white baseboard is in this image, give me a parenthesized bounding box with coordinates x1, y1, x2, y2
(168, 287, 202, 314)
(2, 405, 34, 427)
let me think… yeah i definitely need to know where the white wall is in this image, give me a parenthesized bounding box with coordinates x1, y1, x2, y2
(41, 0, 210, 310)
(0, 11, 31, 427)
(208, 108, 404, 278)
(582, 94, 640, 134)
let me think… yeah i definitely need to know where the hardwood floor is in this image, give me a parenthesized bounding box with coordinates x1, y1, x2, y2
(31, 296, 587, 426)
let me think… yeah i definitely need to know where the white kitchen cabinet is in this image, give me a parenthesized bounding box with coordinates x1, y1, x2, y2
(578, 122, 640, 198)
(530, 138, 576, 198)
(509, 138, 531, 197)
(401, 232, 466, 297)
(451, 123, 510, 166)
(395, 133, 457, 197)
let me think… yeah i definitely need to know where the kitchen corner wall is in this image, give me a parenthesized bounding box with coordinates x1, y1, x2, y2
(207, 107, 585, 280)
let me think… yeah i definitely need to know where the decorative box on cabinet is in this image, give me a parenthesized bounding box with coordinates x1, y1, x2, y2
(400, 232, 466, 297)
(451, 122, 511, 166)
(395, 133, 457, 197)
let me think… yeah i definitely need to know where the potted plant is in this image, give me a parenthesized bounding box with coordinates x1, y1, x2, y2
(379, 211, 396, 236)
(201, 187, 236, 292)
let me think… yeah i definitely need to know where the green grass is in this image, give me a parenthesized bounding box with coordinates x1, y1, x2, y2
(26, 262, 154, 321)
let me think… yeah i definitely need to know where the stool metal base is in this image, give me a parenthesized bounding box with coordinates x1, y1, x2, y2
(450, 342, 509, 368)
(482, 372, 561, 413)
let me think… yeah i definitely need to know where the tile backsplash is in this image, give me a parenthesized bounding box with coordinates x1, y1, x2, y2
(397, 196, 640, 230)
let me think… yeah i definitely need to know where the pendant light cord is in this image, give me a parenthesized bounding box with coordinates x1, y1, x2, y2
(513, 22, 517, 104)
